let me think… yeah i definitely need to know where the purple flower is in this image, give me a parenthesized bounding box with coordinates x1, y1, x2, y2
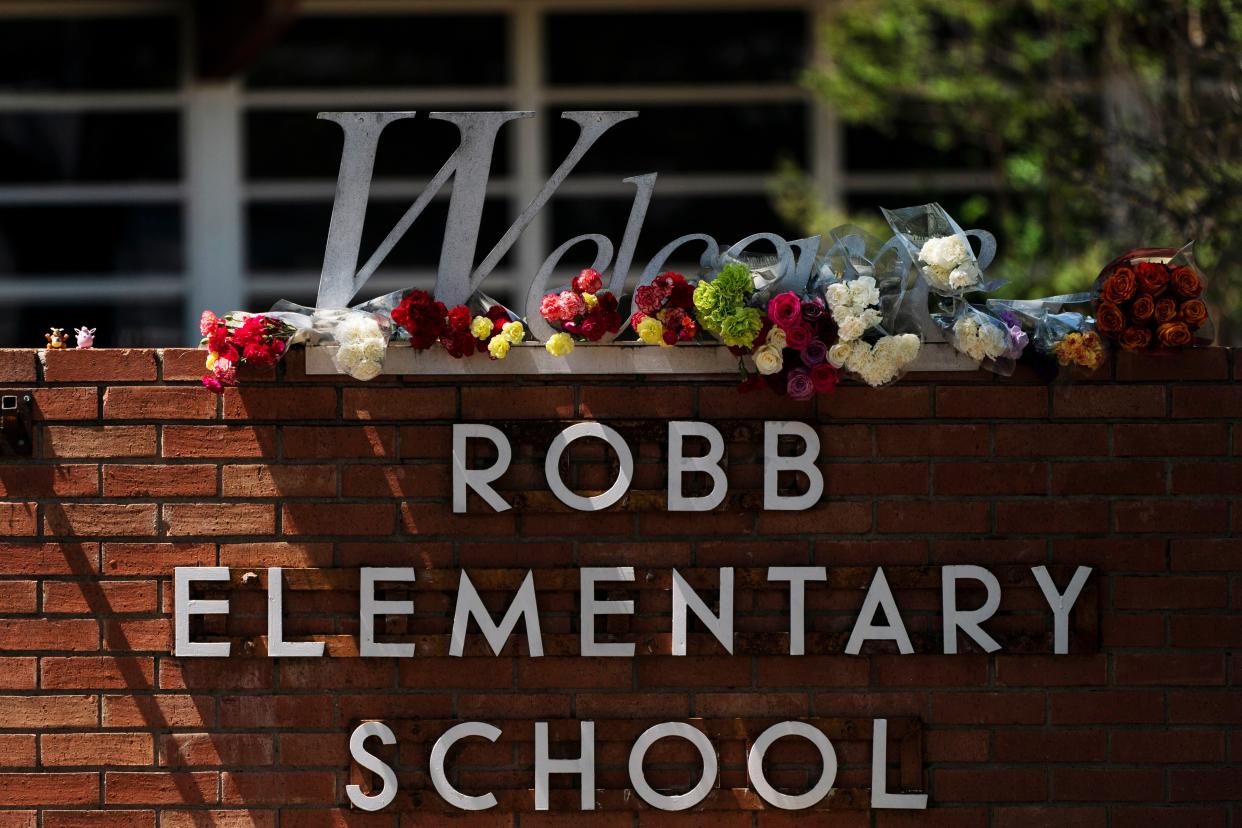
(786, 367, 815, 401)
(801, 298, 826, 322)
(801, 338, 828, 366)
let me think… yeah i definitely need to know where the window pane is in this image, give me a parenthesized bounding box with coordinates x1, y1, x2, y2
(0, 112, 180, 183)
(0, 300, 182, 348)
(247, 199, 514, 271)
(547, 103, 806, 175)
(547, 11, 806, 84)
(0, 17, 179, 91)
(246, 111, 511, 179)
(246, 15, 508, 87)
(0, 205, 181, 273)
(551, 194, 802, 269)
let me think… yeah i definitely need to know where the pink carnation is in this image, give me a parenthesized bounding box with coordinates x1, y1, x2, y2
(574, 268, 603, 294)
(559, 290, 586, 319)
(540, 293, 568, 322)
(199, 310, 219, 337)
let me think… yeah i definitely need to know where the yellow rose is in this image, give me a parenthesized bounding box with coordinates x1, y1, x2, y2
(503, 321, 525, 344)
(753, 344, 783, 375)
(205, 352, 217, 370)
(545, 332, 575, 357)
(582, 292, 599, 310)
(636, 315, 665, 345)
(487, 336, 510, 359)
(469, 316, 493, 340)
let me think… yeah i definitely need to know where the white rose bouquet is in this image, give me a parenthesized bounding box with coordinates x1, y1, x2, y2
(939, 303, 1021, 375)
(332, 311, 391, 381)
(882, 202, 999, 298)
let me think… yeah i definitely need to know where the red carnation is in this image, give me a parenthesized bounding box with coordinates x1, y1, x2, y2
(446, 305, 472, 331)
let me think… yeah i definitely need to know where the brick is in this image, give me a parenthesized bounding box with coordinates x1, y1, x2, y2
(224, 386, 337, 420)
(43, 812, 155, 828)
(43, 348, 156, 382)
(283, 503, 395, 536)
(822, 386, 931, 418)
(340, 464, 447, 498)
(937, 386, 1046, 418)
(1114, 499, 1228, 533)
(163, 425, 277, 458)
(44, 503, 158, 537)
(995, 424, 1108, 457)
(1171, 538, 1242, 571)
(1050, 690, 1164, 724)
(1169, 768, 1242, 801)
(103, 694, 214, 729)
(41, 655, 154, 688)
(1112, 730, 1225, 763)
(933, 768, 1046, 802)
(222, 464, 336, 497)
(282, 426, 394, 459)
(161, 812, 274, 828)
(0, 579, 35, 612)
(931, 692, 1045, 724)
(994, 731, 1107, 763)
(0, 772, 98, 805)
(1115, 348, 1228, 380)
(104, 543, 214, 575)
(1171, 461, 1242, 494)
(993, 807, 1106, 828)
(43, 580, 158, 614)
(1170, 615, 1242, 647)
(1172, 384, 1242, 418)
(219, 542, 333, 568)
(877, 500, 988, 534)
(1115, 652, 1226, 685)
(874, 655, 987, 687)
(160, 733, 274, 766)
(343, 387, 456, 420)
(104, 387, 216, 420)
(44, 425, 156, 458)
(875, 424, 988, 456)
(1051, 461, 1165, 495)
(758, 501, 871, 535)
(0, 542, 99, 575)
(1052, 386, 1165, 418)
(1052, 768, 1164, 801)
(995, 655, 1107, 686)
(104, 771, 219, 804)
(401, 502, 516, 537)
(164, 503, 275, 536)
(0, 349, 37, 382)
(1053, 537, 1166, 571)
(1168, 690, 1242, 724)
(934, 462, 1046, 495)
(221, 771, 335, 804)
(579, 386, 693, 419)
(28, 387, 98, 420)
(104, 464, 216, 497)
(1114, 423, 1228, 456)
(817, 423, 872, 457)
(42, 732, 152, 766)
(1111, 806, 1227, 828)
(397, 424, 453, 458)
(0, 464, 97, 497)
(159, 348, 211, 382)
(462, 386, 574, 419)
(995, 500, 1108, 534)
(0, 502, 37, 535)
(1114, 576, 1227, 609)
(0, 694, 96, 727)
(823, 462, 928, 495)
(0, 619, 97, 651)
(0, 734, 34, 766)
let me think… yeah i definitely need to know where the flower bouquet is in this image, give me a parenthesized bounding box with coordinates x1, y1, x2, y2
(629, 271, 699, 346)
(692, 261, 765, 350)
(538, 268, 622, 357)
(740, 292, 840, 399)
(1094, 244, 1213, 351)
(938, 303, 1022, 375)
(392, 289, 526, 361)
(199, 311, 294, 393)
(882, 202, 1000, 296)
(989, 294, 1105, 380)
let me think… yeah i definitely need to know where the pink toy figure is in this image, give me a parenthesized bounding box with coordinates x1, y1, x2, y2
(74, 327, 96, 349)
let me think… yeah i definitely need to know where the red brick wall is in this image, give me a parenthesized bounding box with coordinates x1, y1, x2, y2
(1, 345, 1239, 828)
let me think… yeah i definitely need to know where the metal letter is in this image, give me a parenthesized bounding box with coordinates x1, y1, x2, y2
(267, 567, 324, 657)
(580, 567, 635, 657)
(764, 421, 824, 511)
(748, 721, 838, 810)
(545, 422, 634, 511)
(347, 721, 398, 811)
(360, 567, 416, 658)
(628, 722, 718, 811)
(1032, 565, 1092, 655)
(942, 565, 1002, 654)
(667, 421, 728, 512)
(451, 570, 543, 657)
(535, 720, 595, 811)
(174, 566, 230, 657)
(453, 424, 512, 513)
(431, 722, 501, 810)
(672, 568, 733, 655)
(768, 566, 827, 655)
(845, 568, 914, 655)
(871, 719, 928, 809)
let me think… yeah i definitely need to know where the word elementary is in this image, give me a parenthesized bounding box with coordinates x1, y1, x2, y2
(173, 420, 1094, 814)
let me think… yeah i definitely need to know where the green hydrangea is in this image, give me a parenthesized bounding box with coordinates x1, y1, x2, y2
(693, 262, 758, 348)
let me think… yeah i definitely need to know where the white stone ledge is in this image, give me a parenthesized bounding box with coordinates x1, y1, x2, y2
(303, 341, 979, 376)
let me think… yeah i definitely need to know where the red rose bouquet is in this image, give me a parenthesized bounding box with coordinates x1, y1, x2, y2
(1094, 244, 1213, 351)
(629, 271, 699, 346)
(539, 268, 622, 356)
(738, 292, 841, 400)
(199, 311, 293, 394)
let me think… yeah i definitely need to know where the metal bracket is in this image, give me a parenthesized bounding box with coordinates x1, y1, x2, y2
(0, 394, 33, 457)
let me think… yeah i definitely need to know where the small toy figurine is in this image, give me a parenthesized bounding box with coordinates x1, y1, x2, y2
(74, 327, 96, 349)
(45, 328, 68, 349)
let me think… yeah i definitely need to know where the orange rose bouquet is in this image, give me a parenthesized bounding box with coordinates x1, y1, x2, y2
(1094, 244, 1213, 351)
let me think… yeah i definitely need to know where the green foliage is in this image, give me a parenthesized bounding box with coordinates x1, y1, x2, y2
(785, 0, 1242, 339)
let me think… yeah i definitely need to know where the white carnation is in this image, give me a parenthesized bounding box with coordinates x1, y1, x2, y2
(332, 313, 387, 380)
(858, 308, 882, 330)
(920, 264, 952, 291)
(848, 276, 881, 308)
(948, 262, 981, 290)
(952, 316, 1007, 362)
(894, 333, 921, 363)
(838, 316, 866, 342)
(919, 235, 970, 270)
(824, 282, 850, 309)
